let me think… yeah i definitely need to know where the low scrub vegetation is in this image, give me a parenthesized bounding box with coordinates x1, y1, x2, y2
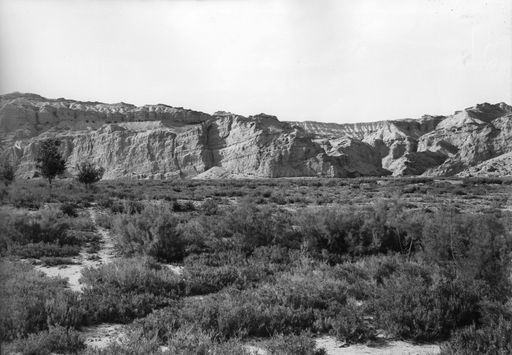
(1, 177, 511, 353)
(0, 206, 97, 259)
(0, 261, 85, 342)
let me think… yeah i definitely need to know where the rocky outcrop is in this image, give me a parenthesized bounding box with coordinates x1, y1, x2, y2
(293, 103, 512, 177)
(1, 93, 511, 179)
(0, 93, 373, 179)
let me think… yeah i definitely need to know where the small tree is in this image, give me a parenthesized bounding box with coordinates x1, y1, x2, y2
(1, 160, 15, 186)
(76, 162, 104, 190)
(36, 139, 66, 189)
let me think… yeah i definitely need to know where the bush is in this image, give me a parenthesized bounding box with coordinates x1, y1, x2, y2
(328, 301, 376, 344)
(12, 242, 81, 258)
(5, 326, 85, 355)
(295, 202, 406, 261)
(178, 262, 350, 339)
(1, 159, 15, 186)
(221, 202, 297, 252)
(112, 205, 185, 262)
(60, 202, 78, 217)
(0, 261, 84, 342)
(108, 199, 144, 214)
(94, 211, 112, 229)
(172, 200, 195, 212)
(0, 207, 92, 258)
(40, 256, 77, 266)
(80, 258, 185, 323)
(202, 198, 219, 215)
(76, 161, 105, 189)
(264, 333, 326, 355)
(165, 328, 251, 355)
(371, 265, 487, 341)
(441, 316, 512, 354)
(421, 210, 512, 301)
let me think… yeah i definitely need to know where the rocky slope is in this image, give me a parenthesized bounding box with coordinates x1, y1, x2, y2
(0, 93, 511, 179)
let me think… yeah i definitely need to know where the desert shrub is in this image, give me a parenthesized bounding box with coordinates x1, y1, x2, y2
(1, 159, 15, 186)
(8, 187, 44, 209)
(180, 247, 301, 296)
(330, 262, 373, 300)
(371, 267, 488, 341)
(0, 261, 84, 342)
(270, 193, 287, 205)
(220, 202, 298, 252)
(108, 199, 144, 214)
(421, 210, 512, 301)
(81, 339, 162, 355)
(183, 260, 273, 295)
(5, 326, 85, 355)
(129, 306, 182, 344)
(249, 245, 298, 270)
(202, 198, 219, 215)
(40, 256, 77, 266)
(0, 207, 94, 258)
(172, 200, 196, 212)
(60, 202, 78, 217)
(179, 290, 316, 339)
(11, 242, 81, 258)
(94, 211, 112, 229)
(441, 316, 512, 354)
(9, 210, 69, 245)
(264, 333, 326, 355)
(112, 205, 185, 262)
(75, 161, 105, 189)
(177, 216, 222, 255)
(165, 328, 250, 355)
(295, 202, 407, 261)
(328, 301, 376, 344)
(178, 262, 351, 339)
(79, 258, 185, 323)
(89, 320, 250, 354)
(183, 265, 246, 295)
(96, 196, 114, 209)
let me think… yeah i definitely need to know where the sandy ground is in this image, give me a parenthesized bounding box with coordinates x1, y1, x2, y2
(315, 336, 440, 355)
(81, 323, 127, 349)
(163, 263, 184, 275)
(35, 207, 115, 292)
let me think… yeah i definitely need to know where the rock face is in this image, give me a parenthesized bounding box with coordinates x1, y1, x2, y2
(1, 93, 511, 179)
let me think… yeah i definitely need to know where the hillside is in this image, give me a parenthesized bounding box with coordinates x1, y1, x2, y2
(1, 93, 511, 179)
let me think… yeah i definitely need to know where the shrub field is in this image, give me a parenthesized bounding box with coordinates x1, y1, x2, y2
(0, 177, 511, 354)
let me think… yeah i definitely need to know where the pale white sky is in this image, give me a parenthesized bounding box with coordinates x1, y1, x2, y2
(0, 0, 511, 123)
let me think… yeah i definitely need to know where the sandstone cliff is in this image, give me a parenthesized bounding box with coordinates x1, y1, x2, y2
(1, 93, 511, 179)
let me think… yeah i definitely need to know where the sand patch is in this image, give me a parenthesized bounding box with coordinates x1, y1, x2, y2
(315, 336, 440, 355)
(35, 207, 116, 292)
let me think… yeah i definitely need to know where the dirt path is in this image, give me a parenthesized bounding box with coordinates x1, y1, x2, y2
(36, 206, 127, 349)
(315, 336, 440, 355)
(35, 207, 115, 292)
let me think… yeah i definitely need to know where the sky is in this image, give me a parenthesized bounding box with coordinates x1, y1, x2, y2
(0, 0, 511, 123)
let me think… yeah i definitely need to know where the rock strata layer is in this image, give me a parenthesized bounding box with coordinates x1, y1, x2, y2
(1, 93, 511, 179)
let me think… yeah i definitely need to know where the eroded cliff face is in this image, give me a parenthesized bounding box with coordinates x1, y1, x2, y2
(291, 103, 512, 177)
(0, 94, 364, 179)
(1, 93, 511, 179)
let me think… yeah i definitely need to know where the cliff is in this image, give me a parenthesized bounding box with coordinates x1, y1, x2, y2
(1, 93, 511, 179)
